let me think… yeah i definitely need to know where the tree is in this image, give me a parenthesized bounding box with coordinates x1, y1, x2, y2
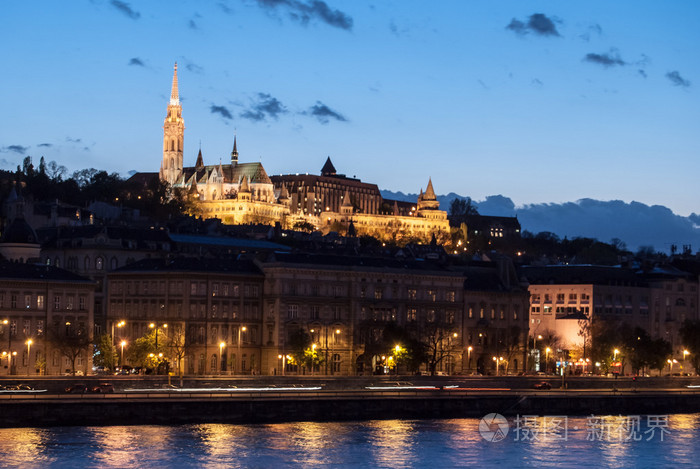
(287, 328, 312, 373)
(421, 319, 457, 375)
(380, 322, 426, 374)
(167, 325, 190, 386)
(48, 323, 93, 376)
(93, 333, 117, 371)
(680, 320, 700, 375)
(621, 327, 671, 375)
(499, 326, 524, 373)
(126, 329, 168, 373)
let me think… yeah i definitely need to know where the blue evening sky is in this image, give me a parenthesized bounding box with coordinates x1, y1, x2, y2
(1, 1, 698, 215)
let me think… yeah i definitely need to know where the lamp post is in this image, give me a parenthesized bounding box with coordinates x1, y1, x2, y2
(2, 319, 10, 375)
(493, 356, 503, 376)
(330, 328, 341, 375)
(467, 346, 473, 373)
(312, 343, 317, 375)
(120, 340, 127, 368)
(219, 342, 226, 375)
(545, 347, 551, 374)
(533, 334, 542, 371)
(149, 323, 167, 374)
(237, 326, 246, 375)
(278, 354, 288, 375)
(26, 339, 32, 374)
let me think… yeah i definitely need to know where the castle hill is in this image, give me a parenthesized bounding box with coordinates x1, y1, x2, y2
(1, 63, 700, 427)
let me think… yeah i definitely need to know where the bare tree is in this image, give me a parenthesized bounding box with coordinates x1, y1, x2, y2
(48, 324, 92, 376)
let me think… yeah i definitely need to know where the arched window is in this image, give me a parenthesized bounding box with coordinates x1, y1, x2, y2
(211, 354, 217, 373)
(84, 256, 90, 271)
(111, 257, 118, 270)
(95, 257, 104, 270)
(171, 139, 175, 151)
(54, 257, 60, 268)
(170, 157, 174, 169)
(332, 353, 341, 373)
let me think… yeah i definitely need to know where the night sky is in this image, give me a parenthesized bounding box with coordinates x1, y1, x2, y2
(1, 1, 697, 215)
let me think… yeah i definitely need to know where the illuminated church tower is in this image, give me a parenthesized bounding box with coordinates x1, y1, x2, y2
(160, 63, 185, 185)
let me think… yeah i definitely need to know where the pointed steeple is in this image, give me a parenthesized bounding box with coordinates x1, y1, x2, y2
(170, 62, 179, 105)
(231, 133, 239, 165)
(321, 156, 336, 176)
(341, 188, 353, 207)
(195, 148, 204, 169)
(240, 176, 251, 193)
(424, 178, 436, 200)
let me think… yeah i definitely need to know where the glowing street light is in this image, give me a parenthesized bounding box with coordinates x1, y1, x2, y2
(238, 326, 247, 375)
(120, 340, 127, 367)
(219, 342, 226, 375)
(467, 346, 473, 373)
(26, 339, 32, 374)
(545, 347, 551, 374)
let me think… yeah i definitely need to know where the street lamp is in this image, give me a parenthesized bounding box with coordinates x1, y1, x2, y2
(545, 347, 551, 374)
(237, 326, 247, 374)
(493, 356, 503, 376)
(26, 339, 32, 374)
(467, 346, 473, 373)
(120, 340, 127, 367)
(219, 342, 226, 375)
(330, 329, 341, 375)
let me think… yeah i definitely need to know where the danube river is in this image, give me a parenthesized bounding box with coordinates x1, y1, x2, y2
(1, 415, 699, 468)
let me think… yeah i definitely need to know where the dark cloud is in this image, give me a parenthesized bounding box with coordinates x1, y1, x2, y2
(128, 57, 145, 67)
(306, 101, 347, 124)
(531, 78, 543, 87)
(218, 2, 234, 14)
(211, 104, 234, 120)
(506, 13, 560, 37)
(666, 70, 691, 88)
(66, 137, 82, 143)
(110, 0, 140, 20)
(254, 0, 353, 30)
(583, 49, 626, 67)
(184, 61, 204, 74)
(1, 145, 29, 154)
(240, 93, 287, 122)
(189, 19, 198, 30)
(638, 69, 647, 78)
(37, 143, 53, 148)
(579, 23, 602, 42)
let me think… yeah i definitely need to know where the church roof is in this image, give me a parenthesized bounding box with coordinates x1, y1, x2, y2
(181, 162, 272, 186)
(424, 178, 437, 200)
(1, 216, 38, 244)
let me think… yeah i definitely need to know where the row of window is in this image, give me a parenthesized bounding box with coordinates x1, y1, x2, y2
(467, 305, 520, 321)
(0, 293, 87, 312)
(531, 293, 591, 303)
(110, 280, 259, 298)
(109, 300, 259, 321)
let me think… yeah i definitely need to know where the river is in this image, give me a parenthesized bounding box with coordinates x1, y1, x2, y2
(1, 414, 698, 468)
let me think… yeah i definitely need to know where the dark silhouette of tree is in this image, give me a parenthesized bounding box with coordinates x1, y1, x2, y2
(48, 323, 93, 376)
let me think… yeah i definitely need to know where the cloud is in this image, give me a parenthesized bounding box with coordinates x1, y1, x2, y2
(305, 101, 347, 124)
(240, 93, 287, 121)
(1, 145, 29, 154)
(189, 19, 198, 30)
(638, 69, 647, 78)
(583, 49, 626, 67)
(66, 137, 82, 143)
(254, 0, 353, 30)
(110, 0, 140, 20)
(579, 23, 602, 42)
(666, 70, 691, 88)
(128, 57, 145, 67)
(218, 2, 234, 14)
(184, 60, 204, 74)
(210, 104, 234, 120)
(506, 13, 560, 37)
(37, 143, 53, 148)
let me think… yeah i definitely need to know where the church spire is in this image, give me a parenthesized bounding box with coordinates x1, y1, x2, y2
(231, 133, 239, 165)
(170, 62, 179, 105)
(160, 62, 185, 185)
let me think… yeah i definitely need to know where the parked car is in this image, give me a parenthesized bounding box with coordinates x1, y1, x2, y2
(3, 384, 34, 391)
(91, 383, 115, 393)
(533, 381, 552, 390)
(65, 383, 89, 394)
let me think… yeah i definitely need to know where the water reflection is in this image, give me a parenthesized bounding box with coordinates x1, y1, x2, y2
(0, 415, 699, 468)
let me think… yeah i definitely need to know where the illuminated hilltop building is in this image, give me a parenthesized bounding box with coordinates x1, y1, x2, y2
(157, 63, 449, 242)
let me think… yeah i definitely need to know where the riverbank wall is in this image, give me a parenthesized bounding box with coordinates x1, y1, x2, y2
(2, 389, 700, 428)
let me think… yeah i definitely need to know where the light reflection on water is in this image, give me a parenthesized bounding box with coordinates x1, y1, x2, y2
(0, 415, 699, 468)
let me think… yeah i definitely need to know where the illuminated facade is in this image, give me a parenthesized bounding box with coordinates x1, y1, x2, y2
(155, 64, 449, 242)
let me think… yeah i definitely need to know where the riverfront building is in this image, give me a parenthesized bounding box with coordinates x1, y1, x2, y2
(0, 261, 95, 376)
(105, 254, 529, 376)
